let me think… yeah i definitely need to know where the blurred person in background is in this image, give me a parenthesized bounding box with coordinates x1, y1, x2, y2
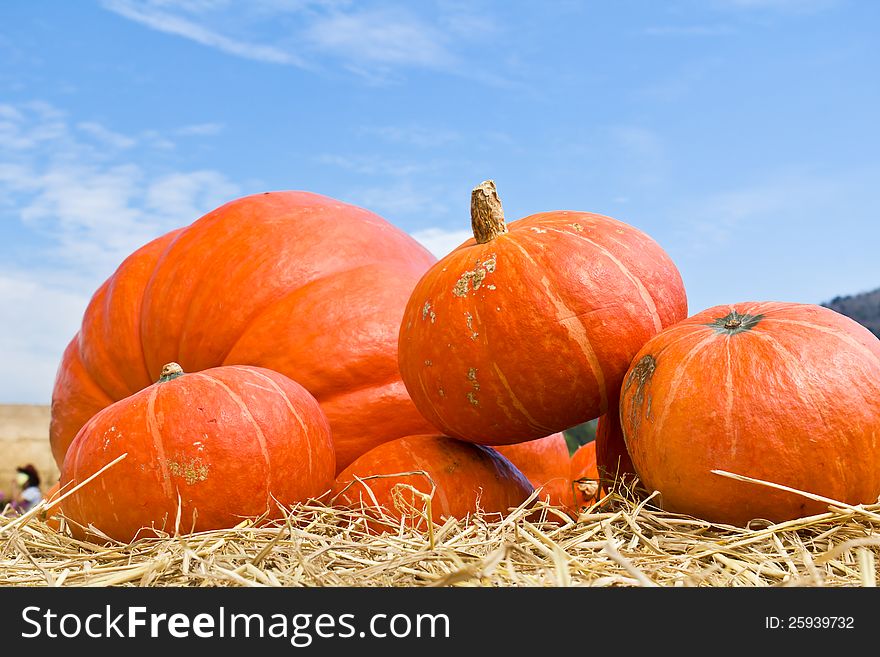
(10, 464, 43, 514)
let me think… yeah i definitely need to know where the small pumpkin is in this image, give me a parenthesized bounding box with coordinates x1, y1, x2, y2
(40, 481, 63, 531)
(494, 432, 570, 508)
(333, 434, 533, 531)
(51, 191, 438, 475)
(620, 302, 880, 526)
(595, 395, 637, 493)
(569, 440, 600, 512)
(60, 363, 335, 542)
(398, 180, 687, 446)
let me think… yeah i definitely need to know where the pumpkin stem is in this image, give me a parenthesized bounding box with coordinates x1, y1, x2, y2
(158, 362, 185, 383)
(471, 180, 508, 244)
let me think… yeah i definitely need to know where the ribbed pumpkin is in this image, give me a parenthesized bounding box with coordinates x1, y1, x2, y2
(398, 180, 687, 446)
(60, 363, 335, 542)
(620, 302, 880, 526)
(51, 192, 438, 474)
(569, 440, 600, 511)
(333, 434, 533, 530)
(494, 432, 570, 508)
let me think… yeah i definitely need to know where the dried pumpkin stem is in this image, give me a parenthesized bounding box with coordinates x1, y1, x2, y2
(471, 180, 508, 244)
(159, 362, 185, 383)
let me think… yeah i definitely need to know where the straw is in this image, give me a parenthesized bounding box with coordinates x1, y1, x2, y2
(2, 469, 879, 587)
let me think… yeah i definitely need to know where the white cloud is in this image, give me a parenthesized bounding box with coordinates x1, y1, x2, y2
(304, 9, 455, 70)
(358, 124, 461, 149)
(76, 121, 138, 149)
(101, 0, 309, 67)
(0, 273, 90, 404)
(315, 153, 427, 177)
(345, 181, 453, 222)
(0, 101, 242, 403)
(99, 0, 506, 83)
(410, 227, 473, 258)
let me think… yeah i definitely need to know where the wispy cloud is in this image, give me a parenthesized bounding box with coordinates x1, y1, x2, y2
(0, 272, 91, 403)
(0, 101, 241, 402)
(304, 8, 456, 71)
(316, 153, 429, 178)
(99, 0, 509, 84)
(672, 168, 876, 253)
(358, 124, 461, 149)
(409, 226, 472, 258)
(76, 121, 138, 149)
(101, 0, 309, 67)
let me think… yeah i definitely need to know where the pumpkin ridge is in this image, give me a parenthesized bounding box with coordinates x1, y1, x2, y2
(217, 262, 390, 368)
(541, 225, 663, 333)
(490, 360, 556, 435)
(146, 383, 175, 500)
(237, 366, 315, 478)
(758, 317, 880, 364)
(630, 332, 718, 449)
(194, 370, 273, 499)
(502, 234, 609, 412)
(747, 330, 835, 438)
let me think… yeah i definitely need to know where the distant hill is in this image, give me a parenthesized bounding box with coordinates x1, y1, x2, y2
(822, 287, 880, 338)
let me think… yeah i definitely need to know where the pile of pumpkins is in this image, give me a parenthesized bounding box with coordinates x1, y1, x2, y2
(46, 183, 880, 543)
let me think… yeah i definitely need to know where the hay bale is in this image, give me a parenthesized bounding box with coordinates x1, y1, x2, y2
(2, 473, 879, 587)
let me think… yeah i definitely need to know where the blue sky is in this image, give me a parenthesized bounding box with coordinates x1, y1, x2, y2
(1, 0, 878, 404)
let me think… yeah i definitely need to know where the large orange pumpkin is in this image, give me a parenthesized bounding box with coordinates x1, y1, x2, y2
(494, 432, 570, 508)
(60, 363, 335, 542)
(51, 191, 438, 474)
(398, 180, 687, 446)
(333, 434, 533, 530)
(620, 302, 880, 526)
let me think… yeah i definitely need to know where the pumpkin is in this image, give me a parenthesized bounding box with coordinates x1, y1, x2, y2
(59, 363, 335, 542)
(595, 395, 637, 492)
(333, 434, 533, 530)
(494, 432, 570, 508)
(620, 302, 880, 526)
(40, 481, 63, 531)
(50, 191, 438, 474)
(569, 440, 600, 511)
(398, 180, 687, 446)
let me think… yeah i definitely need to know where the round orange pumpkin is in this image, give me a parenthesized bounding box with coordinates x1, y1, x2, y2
(494, 432, 570, 508)
(51, 192, 438, 474)
(620, 302, 880, 526)
(398, 180, 687, 446)
(569, 440, 600, 511)
(59, 363, 335, 542)
(333, 434, 533, 530)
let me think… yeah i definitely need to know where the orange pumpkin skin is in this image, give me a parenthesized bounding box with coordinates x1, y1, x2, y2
(51, 192, 437, 474)
(59, 364, 335, 543)
(621, 302, 880, 526)
(41, 482, 62, 531)
(595, 396, 637, 492)
(494, 432, 570, 508)
(569, 441, 600, 511)
(398, 182, 687, 446)
(333, 434, 533, 529)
